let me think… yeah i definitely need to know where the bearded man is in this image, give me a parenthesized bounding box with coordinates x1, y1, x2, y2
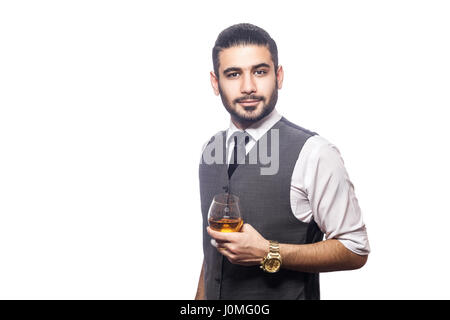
(196, 23, 370, 300)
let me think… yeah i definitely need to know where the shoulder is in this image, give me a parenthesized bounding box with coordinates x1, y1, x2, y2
(278, 117, 318, 137)
(302, 135, 345, 169)
(275, 117, 338, 162)
(296, 135, 349, 185)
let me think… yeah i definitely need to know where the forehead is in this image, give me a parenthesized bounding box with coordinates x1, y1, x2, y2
(218, 45, 273, 70)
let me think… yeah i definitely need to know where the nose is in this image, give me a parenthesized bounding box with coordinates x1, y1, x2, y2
(240, 73, 256, 95)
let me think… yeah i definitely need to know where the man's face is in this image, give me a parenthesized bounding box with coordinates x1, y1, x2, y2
(211, 45, 283, 125)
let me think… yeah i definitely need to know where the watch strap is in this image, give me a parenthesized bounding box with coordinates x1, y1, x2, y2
(260, 240, 282, 273)
(269, 240, 279, 253)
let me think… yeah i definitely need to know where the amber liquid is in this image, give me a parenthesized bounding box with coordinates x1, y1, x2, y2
(208, 217, 243, 232)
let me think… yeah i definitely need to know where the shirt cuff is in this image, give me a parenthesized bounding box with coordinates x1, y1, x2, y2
(336, 228, 371, 256)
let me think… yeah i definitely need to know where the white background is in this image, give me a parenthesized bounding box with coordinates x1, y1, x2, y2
(1, 1, 449, 299)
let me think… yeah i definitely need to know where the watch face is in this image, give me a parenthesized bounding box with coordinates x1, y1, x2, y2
(265, 258, 281, 273)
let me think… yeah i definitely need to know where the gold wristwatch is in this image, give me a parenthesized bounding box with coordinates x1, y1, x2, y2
(260, 240, 282, 273)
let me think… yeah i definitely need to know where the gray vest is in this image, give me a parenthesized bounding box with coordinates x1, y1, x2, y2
(199, 117, 324, 300)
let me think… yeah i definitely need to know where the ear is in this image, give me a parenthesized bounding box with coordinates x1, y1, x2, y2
(276, 65, 284, 90)
(210, 71, 220, 96)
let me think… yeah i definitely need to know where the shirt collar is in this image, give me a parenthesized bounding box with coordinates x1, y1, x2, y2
(226, 108, 282, 146)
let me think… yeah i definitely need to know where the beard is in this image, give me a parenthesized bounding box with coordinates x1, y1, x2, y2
(218, 82, 278, 124)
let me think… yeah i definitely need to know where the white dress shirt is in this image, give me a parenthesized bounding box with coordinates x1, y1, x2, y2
(213, 109, 370, 255)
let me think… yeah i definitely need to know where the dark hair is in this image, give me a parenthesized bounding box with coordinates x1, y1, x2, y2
(212, 23, 278, 78)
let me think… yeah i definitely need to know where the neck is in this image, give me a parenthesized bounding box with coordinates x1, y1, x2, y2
(230, 108, 276, 130)
(230, 117, 254, 130)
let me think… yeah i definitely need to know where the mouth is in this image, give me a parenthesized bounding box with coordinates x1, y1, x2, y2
(238, 99, 261, 107)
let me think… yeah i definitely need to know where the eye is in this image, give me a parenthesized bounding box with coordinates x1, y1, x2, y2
(227, 72, 239, 78)
(255, 70, 267, 76)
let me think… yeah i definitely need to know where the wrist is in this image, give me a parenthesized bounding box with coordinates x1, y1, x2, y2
(258, 239, 270, 260)
(260, 240, 282, 273)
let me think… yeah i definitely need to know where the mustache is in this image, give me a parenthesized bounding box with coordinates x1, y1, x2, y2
(234, 95, 265, 103)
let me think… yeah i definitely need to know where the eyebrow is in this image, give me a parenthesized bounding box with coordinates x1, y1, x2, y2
(223, 63, 271, 75)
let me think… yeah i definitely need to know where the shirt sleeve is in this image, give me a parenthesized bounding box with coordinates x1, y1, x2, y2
(301, 136, 370, 255)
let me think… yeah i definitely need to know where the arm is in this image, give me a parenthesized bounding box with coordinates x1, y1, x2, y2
(207, 224, 367, 272)
(280, 239, 367, 273)
(194, 259, 205, 300)
(206, 137, 369, 272)
(282, 136, 370, 272)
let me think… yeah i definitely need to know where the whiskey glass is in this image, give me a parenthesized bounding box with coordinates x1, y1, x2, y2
(208, 193, 243, 232)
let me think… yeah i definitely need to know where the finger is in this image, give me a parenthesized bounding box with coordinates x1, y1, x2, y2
(237, 259, 260, 266)
(211, 239, 229, 251)
(212, 239, 230, 250)
(218, 247, 237, 261)
(217, 246, 227, 254)
(215, 244, 228, 255)
(215, 242, 234, 253)
(222, 250, 248, 266)
(215, 246, 253, 266)
(240, 223, 255, 233)
(207, 226, 238, 242)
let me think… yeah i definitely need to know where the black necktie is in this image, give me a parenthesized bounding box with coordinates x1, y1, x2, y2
(228, 131, 250, 178)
